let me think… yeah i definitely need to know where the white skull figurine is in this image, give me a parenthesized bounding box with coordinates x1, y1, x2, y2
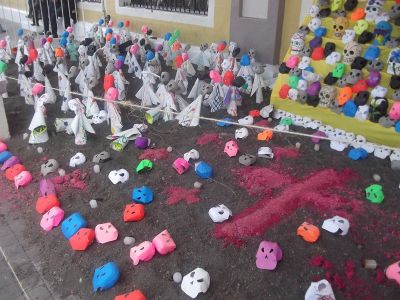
(235, 128, 249, 140)
(318, 86, 337, 108)
(181, 268, 211, 299)
(91, 110, 107, 124)
(351, 134, 366, 148)
(371, 86, 388, 98)
(355, 105, 370, 120)
(365, 5, 382, 22)
(41, 159, 60, 176)
(343, 41, 362, 65)
(257, 147, 274, 159)
(298, 56, 311, 70)
(302, 70, 320, 82)
(260, 105, 274, 118)
(288, 88, 299, 101)
(390, 149, 400, 162)
(305, 279, 335, 300)
(69, 152, 86, 167)
(184, 149, 200, 162)
(108, 169, 129, 184)
(208, 204, 232, 223)
(272, 109, 285, 119)
(238, 115, 254, 125)
(290, 32, 305, 55)
(326, 52, 341, 65)
(375, 11, 390, 23)
(308, 18, 322, 32)
(374, 147, 391, 159)
(322, 216, 350, 235)
(309, 5, 320, 18)
(297, 79, 308, 91)
(342, 30, 356, 44)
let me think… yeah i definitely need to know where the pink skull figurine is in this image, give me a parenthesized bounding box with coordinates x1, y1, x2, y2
(32, 83, 45, 96)
(1, 156, 21, 172)
(152, 230, 176, 255)
(367, 70, 381, 88)
(95, 223, 118, 244)
(389, 102, 400, 121)
(0, 141, 7, 152)
(256, 241, 283, 270)
(285, 55, 300, 69)
(172, 158, 190, 175)
(130, 44, 139, 55)
(386, 261, 400, 285)
(40, 207, 65, 231)
(224, 140, 239, 157)
(39, 178, 56, 197)
(14, 171, 32, 189)
(130, 241, 156, 265)
(105, 87, 119, 102)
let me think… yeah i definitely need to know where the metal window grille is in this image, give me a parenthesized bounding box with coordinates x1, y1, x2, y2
(119, 0, 208, 15)
(77, 0, 102, 3)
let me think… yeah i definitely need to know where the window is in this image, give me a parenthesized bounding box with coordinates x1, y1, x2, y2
(119, 0, 209, 15)
(77, 0, 102, 3)
(116, 0, 214, 27)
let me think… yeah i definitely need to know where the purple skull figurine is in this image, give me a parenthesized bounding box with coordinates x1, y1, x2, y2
(306, 82, 321, 96)
(39, 178, 57, 197)
(367, 70, 381, 88)
(1, 156, 21, 171)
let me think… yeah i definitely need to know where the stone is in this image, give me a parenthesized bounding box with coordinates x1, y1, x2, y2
(37, 147, 43, 154)
(22, 133, 29, 140)
(89, 199, 98, 209)
(173, 272, 182, 283)
(295, 142, 301, 149)
(167, 146, 173, 152)
(314, 144, 320, 151)
(194, 181, 202, 189)
(58, 169, 66, 176)
(93, 164, 100, 174)
(123, 236, 135, 245)
(373, 174, 381, 182)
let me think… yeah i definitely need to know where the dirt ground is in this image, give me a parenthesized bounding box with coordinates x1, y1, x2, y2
(1, 56, 400, 300)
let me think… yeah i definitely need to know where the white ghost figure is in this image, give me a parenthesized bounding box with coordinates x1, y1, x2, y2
(28, 94, 50, 144)
(305, 279, 336, 300)
(322, 216, 350, 236)
(135, 71, 161, 107)
(68, 98, 95, 145)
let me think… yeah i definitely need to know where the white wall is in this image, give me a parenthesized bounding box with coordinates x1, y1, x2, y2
(299, 0, 313, 25)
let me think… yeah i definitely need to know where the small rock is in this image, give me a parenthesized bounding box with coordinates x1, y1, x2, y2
(167, 146, 173, 152)
(194, 181, 202, 189)
(268, 117, 273, 123)
(89, 199, 98, 209)
(363, 259, 377, 270)
(58, 168, 66, 176)
(79, 278, 82, 283)
(373, 174, 381, 182)
(22, 133, 29, 140)
(93, 164, 100, 174)
(295, 142, 301, 149)
(37, 147, 43, 154)
(314, 144, 320, 152)
(123, 236, 135, 245)
(173, 272, 182, 283)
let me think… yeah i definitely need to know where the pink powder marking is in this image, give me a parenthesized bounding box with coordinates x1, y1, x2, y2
(254, 120, 269, 127)
(344, 260, 356, 280)
(232, 167, 292, 198)
(50, 169, 88, 192)
(213, 168, 359, 246)
(164, 186, 201, 205)
(374, 269, 386, 285)
(139, 148, 169, 161)
(196, 133, 221, 146)
(273, 147, 300, 161)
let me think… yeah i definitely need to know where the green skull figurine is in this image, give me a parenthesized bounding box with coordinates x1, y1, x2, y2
(365, 184, 384, 204)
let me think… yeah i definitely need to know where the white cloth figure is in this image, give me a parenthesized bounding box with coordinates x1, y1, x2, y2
(176, 94, 202, 127)
(225, 57, 239, 76)
(224, 86, 242, 116)
(105, 101, 123, 134)
(113, 70, 129, 101)
(33, 59, 44, 82)
(251, 72, 267, 104)
(20, 73, 34, 105)
(237, 65, 254, 94)
(61, 74, 72, 112)
(207, 43, 218, 69)
(207, 83, 225, 112)
(0, 48, 11, 63)
(68, 98, 95, 145)
(14, 38, 24, 65)
(162, 42, 173, 66)
(5, 36, 12, 58)
(128, 53, 142, 77)
(82, 80, 99, 117)
(156, 83, 170, 107)
(213, 52, 225, 72)
(191, 49, 210, 71)
(188, 78, 202, 100)
(29, 94, 49, 144)
(54, 62, 68, 97)
(87, 55, 101, 81)
(175, 68, 188, 95)
(161, 93, 177, 122)
(43, 42, 55, 65)
(182, 59, 196, 78)
(44, 76, 57, 104)
(135, 71, 160, 107)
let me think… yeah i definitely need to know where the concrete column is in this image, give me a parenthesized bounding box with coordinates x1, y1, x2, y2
(0, 96, 10, 140)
